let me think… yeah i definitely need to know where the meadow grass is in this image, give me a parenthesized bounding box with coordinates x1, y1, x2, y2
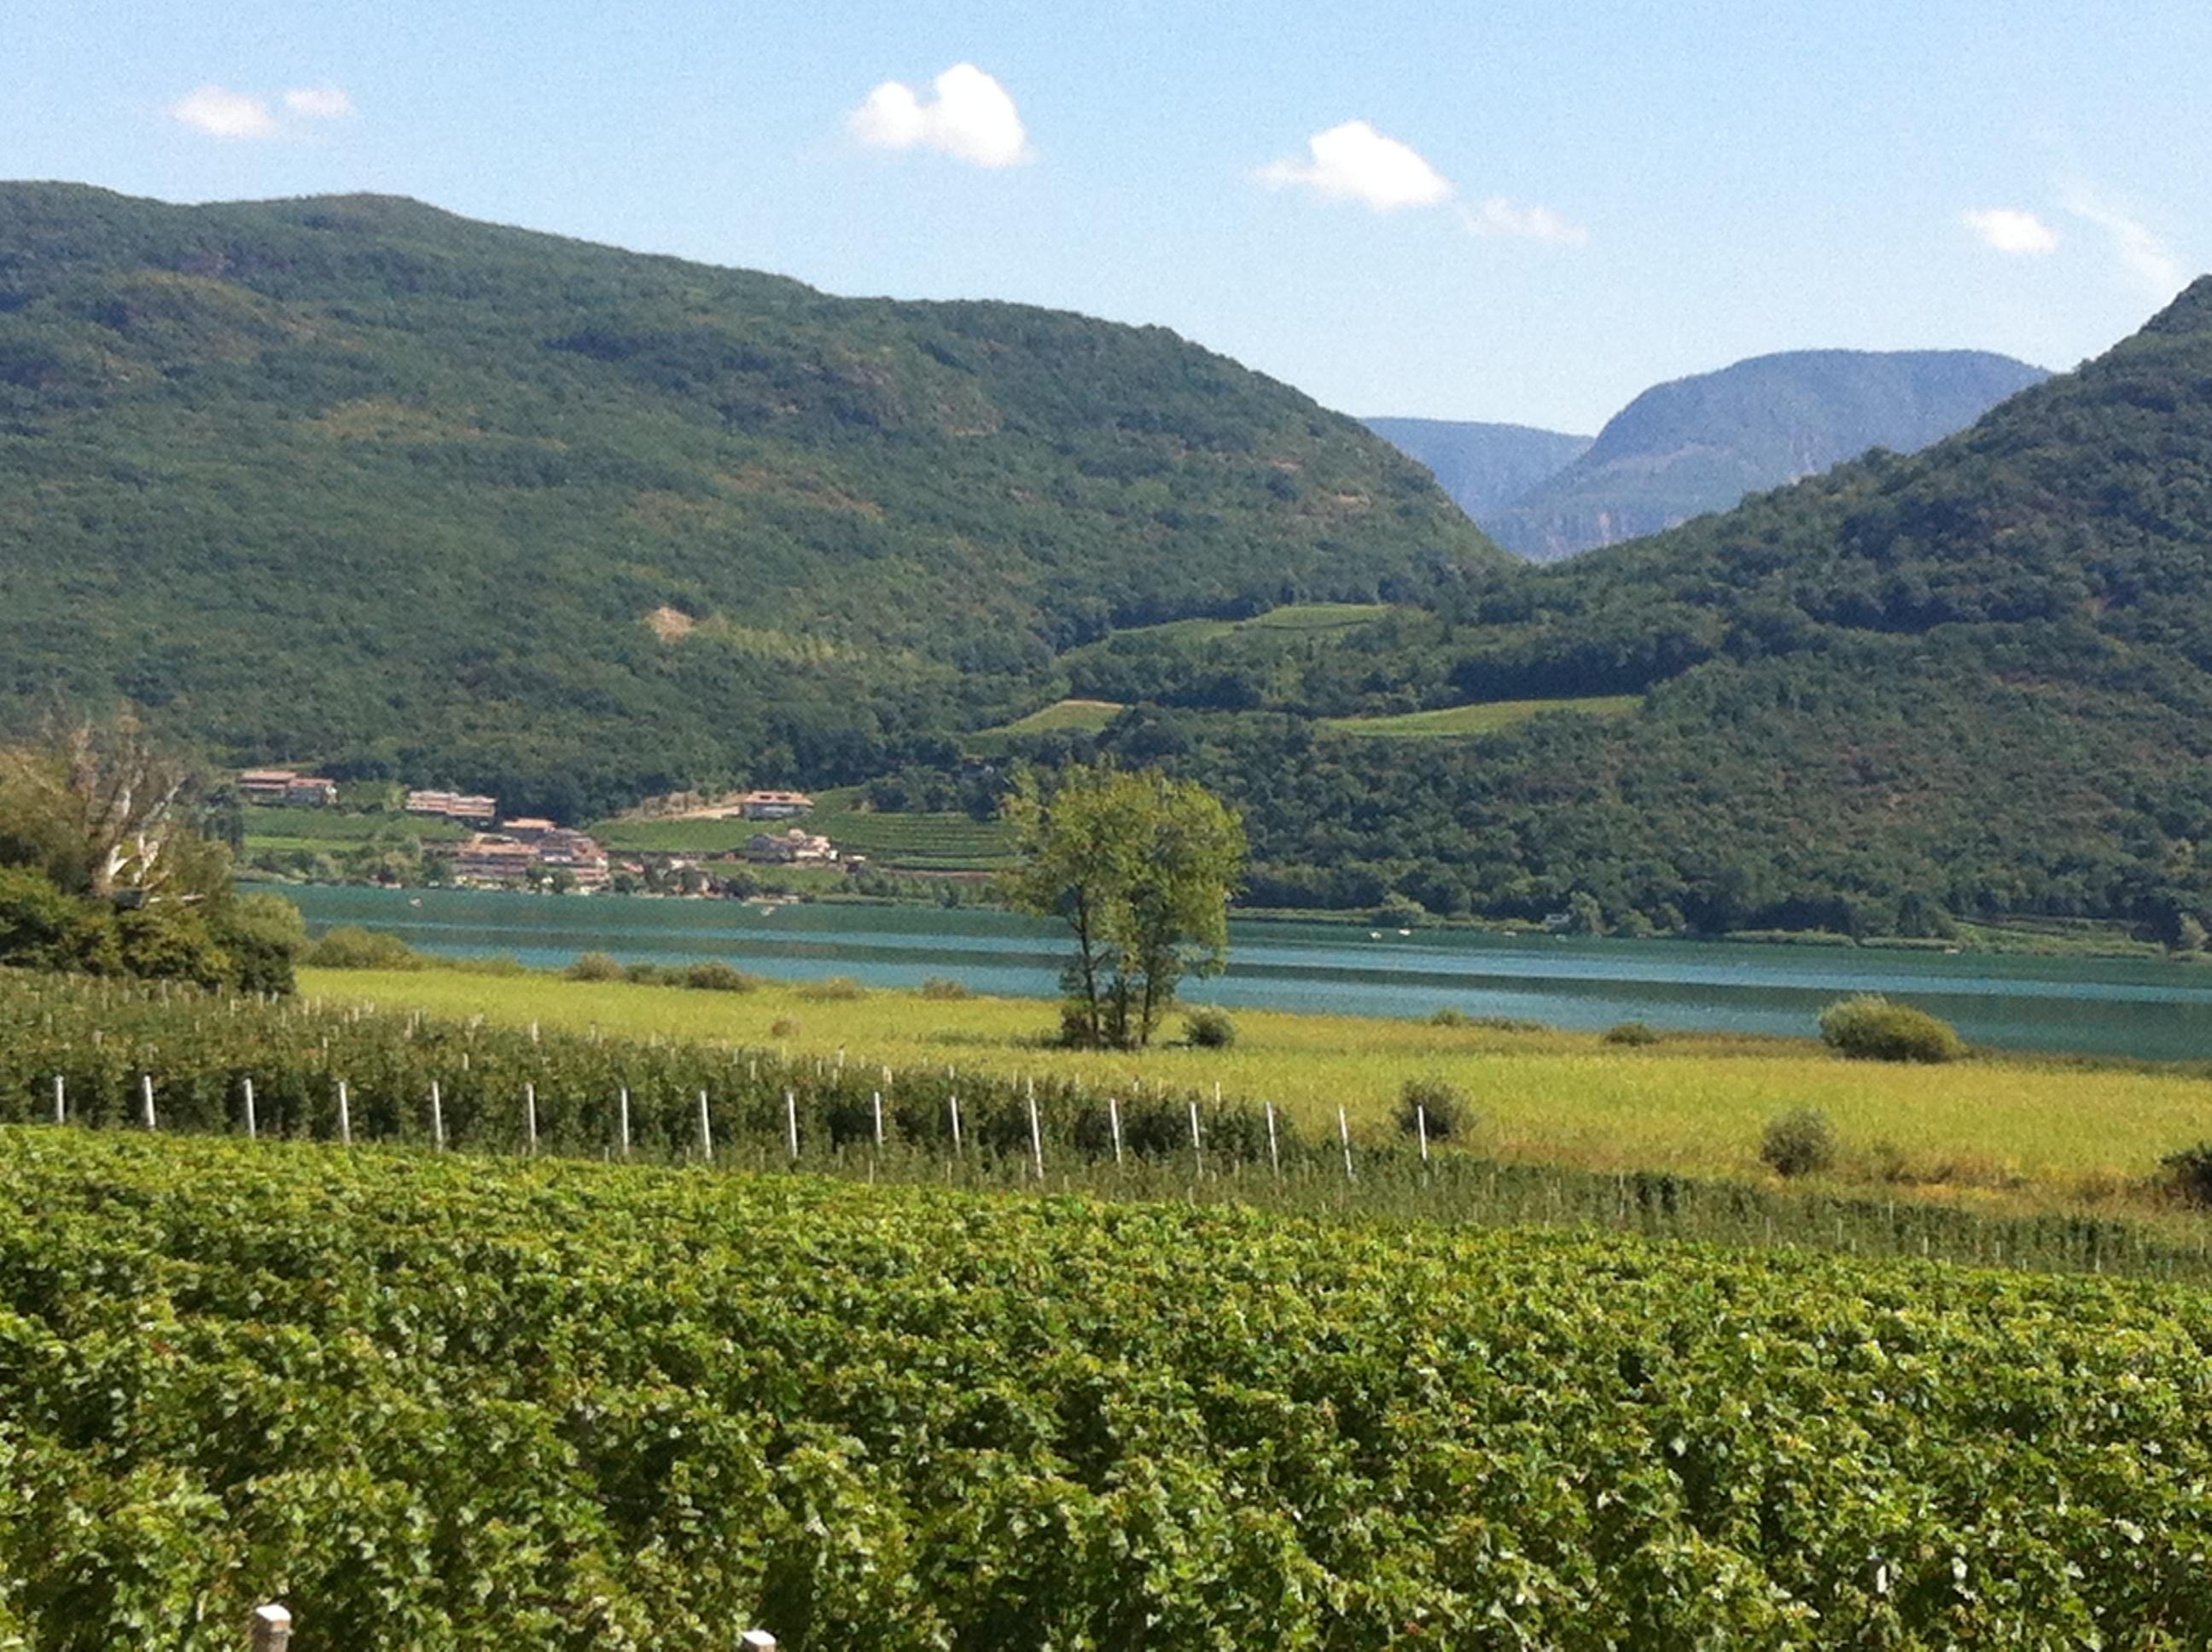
(300, 967, 2212, 1213)
(1322, 694, 1643, 738)
(975, 697, 1126, 737)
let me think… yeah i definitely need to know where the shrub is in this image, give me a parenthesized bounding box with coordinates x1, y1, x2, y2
(1818, 996, 1965, 1063)
(1604, 1021, 1662, 1046)
(769, 1017, 801, 1038)
(1427, 1008, 1545, 1032)
(1428, 1007, 1470, 1027)
(623, 963, 672, 986)
(799, 975, 866, 1002)
(1184, 1007, 1237, 1048)
(918, 976, 974, 1001)
(683, 960, 759, 992)
(1397, 1076, 1470, 1142)
(2160, 1143, 2212, 1208)
(300, 926, 421, 971)
(1761, 1108, 1837, 1178)
(565, 951, 624, 982)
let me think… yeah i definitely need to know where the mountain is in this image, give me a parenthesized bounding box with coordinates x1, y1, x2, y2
(1479, 348, 2049, 561)
(1358, 416, 1591, 520)
(1045, 281, 2212, 938)
(0, 183, 1499, 816)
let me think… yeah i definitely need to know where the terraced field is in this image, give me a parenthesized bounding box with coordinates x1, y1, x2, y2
(1323, 693, 1642, 737)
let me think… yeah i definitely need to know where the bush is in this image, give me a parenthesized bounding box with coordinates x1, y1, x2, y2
(1761, 1108, 1837, 1178)
(2160, 1143, 2212, 1207)
(770, 1017, 801, 1038)
(1604, 1021, 1662, 1046)
(1818, 996, 1965, 1062)
(1184, 1006, 1237, 1047)
(1428, 1007, 1471, 1027)
(683, 960, 760, 992)
(623, 962, 672, 986)
(1397, 1076, 1470, 1142)
(1427, 1008, 1545, 1032)
(799, 975, 866, 1002)
(565, 951, 624, 982)
(300, 926, 422, 970)
(918, 976, 974, 1001)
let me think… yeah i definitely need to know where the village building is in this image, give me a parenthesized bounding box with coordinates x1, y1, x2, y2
(237, 769, 339, 806)
(405, 788, 498, 823)
(534, 828, 612, 890)
(735, 789, 815, 820)
(449, 834, 541, 885)
(742, 827, 838, 864)
(498, 817, 558, 842)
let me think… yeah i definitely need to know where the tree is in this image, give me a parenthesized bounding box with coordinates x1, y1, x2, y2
(1002, 764, 1246, 1049)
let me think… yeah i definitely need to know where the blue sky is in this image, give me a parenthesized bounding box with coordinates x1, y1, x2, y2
(8, 0, 2205, 431)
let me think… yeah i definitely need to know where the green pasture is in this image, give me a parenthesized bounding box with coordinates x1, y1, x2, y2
(1322, 694, 1642, 738)
(241, 805, 466, 846)
(301, 966, 2212, 1216)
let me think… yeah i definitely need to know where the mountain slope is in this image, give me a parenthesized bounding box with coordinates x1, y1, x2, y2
(1481, 348, 2048, 561)
(0, 183, 1499, 814)
(1049, 282, 2212, 936)
(1359, 416, 1591, 520)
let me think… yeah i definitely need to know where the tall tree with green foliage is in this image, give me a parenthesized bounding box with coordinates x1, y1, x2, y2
(1002, 765, 1246, 1049)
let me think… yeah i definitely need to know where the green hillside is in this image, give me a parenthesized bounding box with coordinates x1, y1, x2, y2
(1039, 282, 2212, 935)
(0, 184, 1499, 817)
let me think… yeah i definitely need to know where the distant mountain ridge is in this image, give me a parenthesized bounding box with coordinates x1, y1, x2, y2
(1357, 417, 1591, 519)
(1369, 348, 2048, 561)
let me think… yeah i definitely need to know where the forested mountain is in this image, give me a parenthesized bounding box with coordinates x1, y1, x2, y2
(1480, 348, 2048, 561)
(1358, 416, 1590, 520)
(0, 183, 1497, 815)
(1022, 282, 2212, 938)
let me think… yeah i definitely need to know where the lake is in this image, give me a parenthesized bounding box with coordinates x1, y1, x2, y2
(274, 885, 2212, 1062)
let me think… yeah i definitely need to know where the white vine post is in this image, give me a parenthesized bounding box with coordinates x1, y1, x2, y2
(51, 1074, 64, 1126)
(1266, 1101, 1279, 1178)
(524, 1083, 538, 1155)
(697, 1090, 713, 1161)
(1027, 1091, 1045, 1179)
(429, 1080, 445, 1150)
(1417, 1103, 1429, 1164)
(872, 1091, 884, 1149)
(249, 1602, 292, 1651)
(785, 1089, 799, 1160)
(140, 1073, 155, 1130)
(242, 1077, 257, 1140)
(1188, 1099, 1204, 1180)
(1338, 1105, 1354, 1182)
(1109, 1096, 1123, 1164)
(740, 1632, 777, 1650)
(617, 1086, 631, 1158)
(949, 1094, 963, 1156)
(336, 1080, 352, 1145)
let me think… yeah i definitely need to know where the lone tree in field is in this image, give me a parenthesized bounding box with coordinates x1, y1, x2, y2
(1002, 764, 1246, 1050)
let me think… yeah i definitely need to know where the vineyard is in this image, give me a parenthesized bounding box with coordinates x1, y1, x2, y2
(2, 971, 2206, 1277)
(7, 1128, 2212, 1646)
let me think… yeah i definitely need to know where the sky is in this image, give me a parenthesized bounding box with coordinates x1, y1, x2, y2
(6, 0, 2207, 433)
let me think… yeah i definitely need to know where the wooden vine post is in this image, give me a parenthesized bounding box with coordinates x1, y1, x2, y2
(249, 1603, 292, 1650)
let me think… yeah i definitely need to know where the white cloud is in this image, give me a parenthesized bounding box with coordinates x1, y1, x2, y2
(2060, 185, 2185, 300)
(1462, 195, 1589, 246)
(1962, 207, 2059, 255)
(284, 85, 356, 120)
(169, 84, 278, 140)
(849, 63, 1030, 168)
(1259, 119, 1452, 212)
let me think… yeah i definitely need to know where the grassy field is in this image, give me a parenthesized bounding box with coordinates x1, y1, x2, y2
(1322, 694, 1643, 738)
(241, 805, 466, 846)
(972, 696, 1126, 740)
(300, 966, 2212, 1213)
(593, 787, 1016, 869)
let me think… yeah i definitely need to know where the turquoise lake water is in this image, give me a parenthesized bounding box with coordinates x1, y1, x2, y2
(275, 884, 2212, 1062)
